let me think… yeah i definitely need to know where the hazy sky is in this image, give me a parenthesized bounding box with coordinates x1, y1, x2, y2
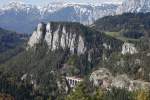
(1, 0, 123, 6)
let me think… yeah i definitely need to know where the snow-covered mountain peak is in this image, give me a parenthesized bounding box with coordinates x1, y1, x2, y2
(1, 2, 36, 11)
(40, 3, 67, 13)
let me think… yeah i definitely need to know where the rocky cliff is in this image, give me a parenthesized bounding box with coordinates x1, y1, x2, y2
(90, 68, 150, 91)
(121, 43, 138, 55)
(28, 22, 86, 55)
(28, 22, 123, 56)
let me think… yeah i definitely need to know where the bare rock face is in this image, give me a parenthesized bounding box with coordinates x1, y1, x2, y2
(121, 43, 138, 55)
(28, 22, 86, 55)
(90, 68, 150, 91)
(28, 23, 46, 47)
(90, 68, 113, 86)
(111, 75, 150, 91)
(111, 75, 130, 89)
(129, 80, 150, 91)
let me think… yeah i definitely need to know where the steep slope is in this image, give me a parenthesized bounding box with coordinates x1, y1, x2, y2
(28, 22, 122, 56)
(0, 2, 119, 33)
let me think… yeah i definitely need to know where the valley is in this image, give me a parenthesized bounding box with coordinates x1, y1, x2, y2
(0, 0, 150, 100)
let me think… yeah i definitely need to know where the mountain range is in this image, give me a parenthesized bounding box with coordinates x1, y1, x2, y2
(0, 0, 150, 34)
(0, 2, 118, 34)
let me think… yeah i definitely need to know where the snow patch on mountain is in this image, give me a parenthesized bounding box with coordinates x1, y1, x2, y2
(117, 0, 150, 14)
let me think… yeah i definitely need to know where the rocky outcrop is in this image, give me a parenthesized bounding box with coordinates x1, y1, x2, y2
(90, 68, 150, 91)
(111, 75, 150, 91)
(90, 68, 113, 87)
(121, 43, 138, 55)
(111, 75, 130, 89)
(28, 22, 87, 55)
(28, 23, 46, 47)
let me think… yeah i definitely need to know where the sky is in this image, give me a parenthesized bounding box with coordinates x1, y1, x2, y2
(0, 0, 122, 6)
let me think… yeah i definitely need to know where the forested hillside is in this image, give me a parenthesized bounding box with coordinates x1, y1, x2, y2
(0, 28, 27, 64)
(0, 22, 124, 99)
(92, 13, 150, 39)
(92, 13, 150, 82)
(0, 14, 150, 99)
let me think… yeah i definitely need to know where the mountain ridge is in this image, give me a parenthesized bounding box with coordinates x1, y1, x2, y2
(28, 21, 123, 56)
(0, 2, 119, 34)
(1, 0, 150, 34)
